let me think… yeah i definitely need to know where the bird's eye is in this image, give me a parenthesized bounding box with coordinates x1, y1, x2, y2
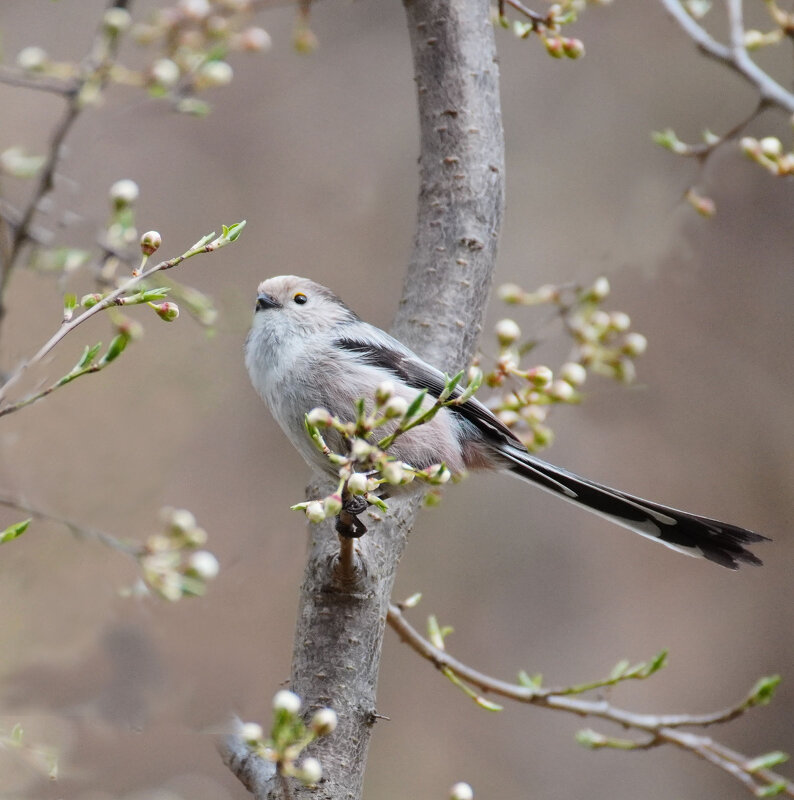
(293, 292, 307, 305)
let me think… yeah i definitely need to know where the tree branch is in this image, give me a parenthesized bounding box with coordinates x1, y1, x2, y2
(386, 603, 794, 798)
(659, 0, 794, 112)
(221, 0, 505, 797)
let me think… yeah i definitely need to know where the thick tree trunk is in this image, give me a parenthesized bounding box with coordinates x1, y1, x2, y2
(223, 1, 504, 796)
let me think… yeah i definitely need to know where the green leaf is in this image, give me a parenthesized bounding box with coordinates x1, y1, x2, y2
(403, 389, 428, 423)
(63, 293, 77, 312)
(403, 592, 422, 608)
(746, 751, 789, 773)
(643, 649, 668, 677)
(749, 675, 781, 707)
(609, 659, 630, 680)
(99, 333, 128, 365)
(0, 518, 31, 543)
(517, 670, 542, 691)
(223, 220, 246, 242)
(139, 287, 171, 302)
(10, 723, 23, 743)
(438, 371, 464, 402)
(75, 342, 102, 371)
(757, 782, 788, 798)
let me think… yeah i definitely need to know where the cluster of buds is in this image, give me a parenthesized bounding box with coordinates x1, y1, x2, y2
(486, 277, 647, 452)
(240, 690, 337, 788)
(495, 1, 592, 59)
(137, 507, 219, 601)
(740, 136, 794, 177)
(293, 374, 479, 524)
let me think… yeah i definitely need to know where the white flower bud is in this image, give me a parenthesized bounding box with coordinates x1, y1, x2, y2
(305, 501, 326, 524)
(495, 318, 521, 347)
(382, 461, 407, 485)
(238, 26, 272, 52)
(103, 7, 132, 34)
(272, 689, 302, 714)
(306, 407, 332, 427)
(497, 283, 523, 303)
(590, 276, 610, 301)
(351, 439, 373, 459)
(347, 473, 368, 495)
(16, 46, 48, 72)
(151, 58, 180, 88)
(497, 409, 519, 427)
(608, 311, 630, 332)
(740, 137, 759, 156)
(590, 309, 611, 330)
(622, 332, 648, 357)
(109, 178, 139, 207)
(527, 366, 553, 388)
(323, 494, 343, 516)
(550, 379, 575, 401)
(140, 230, 162, 256)
(167, 508, 197, 533)
(759, 137, 782, 158)
(178, 0, 211, 19)
(560, 362, 587, 387)
(384, 396, 409, 419)
(239, 722, 264, 743)
(198, 60, 234, 87)
(450, 782, 474, 800)
(375, 380, 395, 403)
(310, 708, 338, 736)
(187, 550, 219, 580)
(298, 757, 322, 785)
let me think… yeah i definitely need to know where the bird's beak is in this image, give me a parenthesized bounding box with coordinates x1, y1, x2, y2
(256, 293, 282, 312)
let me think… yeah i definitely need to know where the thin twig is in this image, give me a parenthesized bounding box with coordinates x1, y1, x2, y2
(0, 492, 141, 556)
(0, 67, 77, 95)
(658, 0, 794, 112)
(386, 603, 794, 797)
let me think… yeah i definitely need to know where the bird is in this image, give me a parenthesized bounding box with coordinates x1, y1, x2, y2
(245, 275, 768, 569)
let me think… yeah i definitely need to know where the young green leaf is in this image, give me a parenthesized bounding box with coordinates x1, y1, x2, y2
(748, 675, 782, 707)
(75, 342, 102, 371)
(745, 751, 789, 773)
(99, 333, 129, 365)
(0, 518, 31, 543)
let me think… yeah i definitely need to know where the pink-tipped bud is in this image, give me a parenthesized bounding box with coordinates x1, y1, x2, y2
(323, 494, 343, 516)
(81, 293, 103, 308)
(544, 36, 564, 58)
(527, 366, 553, 388)
(140, 230, 162, 256)
(151, 301, 179, 321)
(562, 37, 585, 58)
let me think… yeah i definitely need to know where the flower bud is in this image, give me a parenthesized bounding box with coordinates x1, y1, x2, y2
(609, 311, 631, 332)
(544, 36, 564, 58)
(238, 26, 272, 52)
(140, 230, 162, 256)
(740, 136, 759, 157)
(273, 689, 302, 714)
(590, 276, 610, 301)
(323, 493, 343, 516)
(347, 473, 368, 495)
(178, 0, 211, 19)
(166, 508, 197, 533)
(550, 379, 575, 401)
(450, 783, 474, 800)
(759, 137, 782, 158)
(743, 29, 765, 50)
(384, 396, 409, 419)
(109, 178, 139, 208)
(187, 550, 220, 580)
(81, 293, 103, 308)
(351, 439, 374, 459)
(560, 362, 587, 387)
(375, 380, 395, 403)
(382, 461, 407, 485)
(497, 283, 524, 303)
(306, 407, 333, 427)
(310, 708, 338, 736)
(198, 60, 234, 87)
(495, 318, 521, 347)
(151, 301, 179, 322)
(526, 366, 553, 388)
(151, 58, 180, 89)
(590, 309, 611, 331)
(304, 501, 326, 524)
(497, 409, 519, 427)
(562, 37, 585, 58)
(293, 26, 319, 54)
(16, 46, 48, 72)
(103, 7, 132, 34)
(298, 757, 322, 785)
(622, 332, 648, 356)
(239, 722, 264, 743)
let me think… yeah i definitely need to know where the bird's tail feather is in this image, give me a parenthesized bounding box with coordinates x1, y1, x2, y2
(500, 444, 768, 569)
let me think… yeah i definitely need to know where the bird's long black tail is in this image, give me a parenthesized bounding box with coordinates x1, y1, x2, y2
(500, 444, 768, 569)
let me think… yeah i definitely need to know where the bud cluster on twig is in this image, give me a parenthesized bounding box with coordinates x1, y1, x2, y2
(485, 276, 647, 452)
(240, 690, 338, 789)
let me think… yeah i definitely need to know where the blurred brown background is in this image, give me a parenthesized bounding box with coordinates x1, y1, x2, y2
(0, 1, 792, 798)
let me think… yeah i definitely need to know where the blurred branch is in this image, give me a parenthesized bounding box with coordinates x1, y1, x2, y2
(0, 67, 77, 94)
(221, 0, 505, 796)
(659, 0, 794, 112)
(387, 603, 794, 798)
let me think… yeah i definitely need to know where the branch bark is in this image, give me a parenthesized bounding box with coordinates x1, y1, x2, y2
(221, 0, 504, 797)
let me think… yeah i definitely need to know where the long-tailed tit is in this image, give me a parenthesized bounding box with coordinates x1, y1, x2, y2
(245, 275, 767, 569)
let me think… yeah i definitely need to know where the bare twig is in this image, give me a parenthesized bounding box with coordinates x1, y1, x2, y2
(659, 0, 794, 112)
(387, 603, 793, 797)
(0, 67, 77, 95)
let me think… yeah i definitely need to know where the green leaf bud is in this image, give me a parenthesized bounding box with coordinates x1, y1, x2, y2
(305, 501, 326, 524)
(0, 518, 31, 544)
(309, 708, 338, 736)
(347, 473, 368, 495)
(140, 230, 162, 256)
